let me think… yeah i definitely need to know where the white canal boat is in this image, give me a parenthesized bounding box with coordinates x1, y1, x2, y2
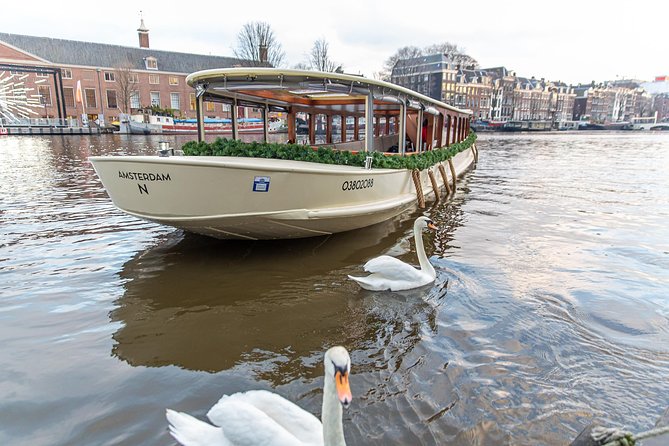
(90, 68, 476, 240)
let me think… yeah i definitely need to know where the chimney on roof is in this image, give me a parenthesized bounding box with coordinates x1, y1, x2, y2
(137, 17, 149, 49)
(259, 44, 268, 64)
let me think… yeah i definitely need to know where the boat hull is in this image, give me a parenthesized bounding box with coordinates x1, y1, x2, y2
(90, 149, 474, 239)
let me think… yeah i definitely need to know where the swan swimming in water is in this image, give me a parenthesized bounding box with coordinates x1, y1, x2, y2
(166, 346, 352, 446)
(348, 216, 438, 291)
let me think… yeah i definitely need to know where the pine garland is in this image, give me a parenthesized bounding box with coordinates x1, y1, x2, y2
(181, 131, 477, 170)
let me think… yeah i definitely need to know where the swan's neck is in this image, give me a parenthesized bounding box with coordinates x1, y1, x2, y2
(414, 223, 435, 278)
(322, 376, 346, 446)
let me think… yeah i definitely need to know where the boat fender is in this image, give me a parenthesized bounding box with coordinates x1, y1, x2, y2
(411, 169, 425, 209)
(448, 159, 457, 192)
(428, 169, 440, 201)
(438, 164, 452, 195)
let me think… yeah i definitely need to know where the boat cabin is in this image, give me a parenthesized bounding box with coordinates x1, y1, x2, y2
(186, 68, 471, 153)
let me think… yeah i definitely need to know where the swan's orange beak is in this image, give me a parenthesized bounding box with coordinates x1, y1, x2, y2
(335, 370, 352, 408)
(427, 222, 438, 230)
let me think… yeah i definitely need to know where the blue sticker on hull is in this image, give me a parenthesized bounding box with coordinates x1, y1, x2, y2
(253, 176, 270, 192)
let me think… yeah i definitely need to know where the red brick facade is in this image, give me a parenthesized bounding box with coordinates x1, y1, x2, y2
(0, 29, 255, 124)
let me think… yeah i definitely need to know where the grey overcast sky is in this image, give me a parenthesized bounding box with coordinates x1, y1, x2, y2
(2, 0, 666, 84)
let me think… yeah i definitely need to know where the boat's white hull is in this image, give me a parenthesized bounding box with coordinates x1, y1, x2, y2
(90, 149, 474, 239)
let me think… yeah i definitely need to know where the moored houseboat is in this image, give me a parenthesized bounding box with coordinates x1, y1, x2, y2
(90, 68, 476, 240)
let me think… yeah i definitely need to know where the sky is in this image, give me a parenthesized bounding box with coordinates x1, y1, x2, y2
(2, 0, 666, 85)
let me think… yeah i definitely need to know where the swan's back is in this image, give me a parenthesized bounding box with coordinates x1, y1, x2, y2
(166, 409, 230, 446)
(207, 390, 323, 445)
(348, 255, 433, 291)
(363, 255, 429, 282)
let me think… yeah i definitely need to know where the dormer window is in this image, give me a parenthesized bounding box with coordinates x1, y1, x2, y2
(145, 57, 158, 70)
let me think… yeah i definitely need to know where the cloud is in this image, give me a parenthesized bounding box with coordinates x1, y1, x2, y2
(1, 0, 665, 83)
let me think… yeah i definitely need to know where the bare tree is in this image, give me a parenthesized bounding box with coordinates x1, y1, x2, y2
(309, 39, 341, 72)
(115, 61, 139, 114)
(424, 42, 478, 68)
(381, 46, 423, 81)
(381, 42, 478, 81)
(292, 62, 311, 70)
(380, 46, 423, 82)
(233, 21, 285, 67)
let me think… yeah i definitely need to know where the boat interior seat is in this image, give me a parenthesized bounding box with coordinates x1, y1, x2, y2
(314, 133, 400, 153)
(328, 140, 365, 152)
(377, 134, 399, 151)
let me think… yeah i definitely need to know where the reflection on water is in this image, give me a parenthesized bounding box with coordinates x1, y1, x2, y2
(1, 133, 669, 445)
(112, 216, 436, 376)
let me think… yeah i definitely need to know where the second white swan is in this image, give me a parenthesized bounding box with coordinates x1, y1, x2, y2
(348, 216, 438, 291)
(166, 346, 352, 446)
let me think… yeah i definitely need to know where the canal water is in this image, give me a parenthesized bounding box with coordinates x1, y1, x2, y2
(1, 132, 668, 445)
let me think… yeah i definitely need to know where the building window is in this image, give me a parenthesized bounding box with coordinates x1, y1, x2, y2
(104, 72, 115, 82)
(38, 86, 52, 106)
(205, 101, 215, 112)
(150, 91, 160, 106)
(169, 76, 179, 86)
(145, 57, 158, 70)
(129, 73, 139, 83)
(130, 91, 140, 109)
(61, 68, 72, 79)
(36, 72, 48, 78)
(84, 88, 97, 108)
(170, 93, 180, 110)
(106, 90, 118, 108)
(149, 74, 159, 85)
(63, 87, 74, 107)
(189, 93, 196, 111)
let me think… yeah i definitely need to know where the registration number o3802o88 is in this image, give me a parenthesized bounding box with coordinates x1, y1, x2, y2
(341, 178, 374, 191)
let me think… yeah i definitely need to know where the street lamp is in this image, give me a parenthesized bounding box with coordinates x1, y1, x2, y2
(96, 68, 103, 126)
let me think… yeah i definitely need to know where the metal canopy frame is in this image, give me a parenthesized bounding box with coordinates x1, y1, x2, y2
(187, 68, 471, 148)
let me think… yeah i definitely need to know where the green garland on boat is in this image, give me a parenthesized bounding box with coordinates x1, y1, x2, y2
(181, 131, 477, 170)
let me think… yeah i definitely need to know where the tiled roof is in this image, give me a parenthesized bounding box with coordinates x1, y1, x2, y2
(391, 53, 456, 76)
(0, 32, 252, 73)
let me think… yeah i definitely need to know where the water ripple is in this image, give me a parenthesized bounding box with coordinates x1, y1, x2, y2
(1, 133, 669, 445)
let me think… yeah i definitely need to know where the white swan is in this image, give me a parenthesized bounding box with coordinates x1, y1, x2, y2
(348, 216, 438, 291)
(166, 346, 352, 446)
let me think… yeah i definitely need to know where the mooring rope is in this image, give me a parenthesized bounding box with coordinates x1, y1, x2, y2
(447, 159, 457, 193)
(593, 425, 669, 446)
(411, 169, 425, 208)
(438, 163, 452, 195)
(428, 169, 440, 201)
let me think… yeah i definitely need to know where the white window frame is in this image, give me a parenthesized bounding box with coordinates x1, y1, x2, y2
(84, 88, 97, 108)
(106, 90, 118, 109)
(170, 92, 180, 110)
(130, 91, 140, 109)
(38, 85, 52, 106)
(145, 57, 158, 70)
(150, 91, 160, 107)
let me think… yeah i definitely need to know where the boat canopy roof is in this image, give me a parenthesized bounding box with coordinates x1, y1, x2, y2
(186, 68, 471, 117)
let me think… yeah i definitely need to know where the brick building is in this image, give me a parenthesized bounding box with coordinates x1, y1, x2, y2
(485, 67, 516, 122)
(453, 69, 493, 120)
(392, 55, 576, 125)
(390, 53, 458, 102)
(572, 81, 653, 123)
(0, 21, 254, 125)
(641, 76, 669, 122)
